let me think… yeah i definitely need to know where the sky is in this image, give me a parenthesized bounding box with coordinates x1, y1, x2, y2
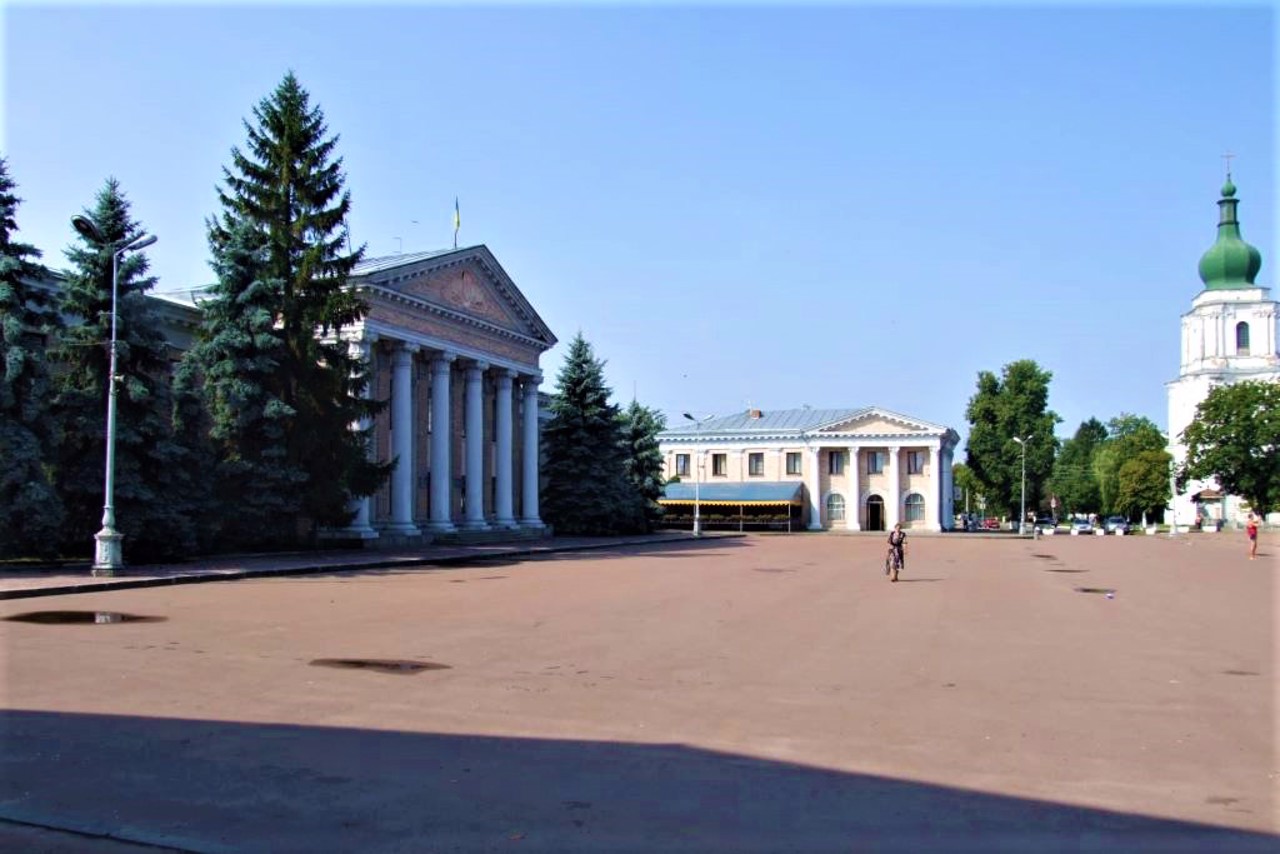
(3, 1, 1274, 448)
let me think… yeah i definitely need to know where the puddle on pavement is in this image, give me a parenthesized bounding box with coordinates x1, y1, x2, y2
(1046, 568, 1087, 573)
(751, 568, 795, 574)
(310, 658, 451, 675)
(1074, 587, 1116, 595)
(4, 611, 166, 624)
(1222, 669, 1260, 677)
(1031, 554, 1057, 560)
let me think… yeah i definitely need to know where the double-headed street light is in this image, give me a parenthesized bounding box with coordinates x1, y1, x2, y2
(1012, 434, 1031, 536)
(682, 412, 715, 537)
(71, 215, 158, 575)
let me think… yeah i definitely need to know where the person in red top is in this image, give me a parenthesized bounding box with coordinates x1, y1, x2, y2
(1245, 513, 1259, 560)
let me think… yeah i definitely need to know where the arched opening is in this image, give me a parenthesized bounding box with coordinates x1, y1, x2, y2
(1236, 321, 1250, 355)
(905, 492, 926, 525)
(866, 495, 885, 531)
(825, 493, 845, 523)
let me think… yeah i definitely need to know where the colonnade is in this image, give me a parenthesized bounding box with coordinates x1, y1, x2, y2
(343, 334, 543, 538)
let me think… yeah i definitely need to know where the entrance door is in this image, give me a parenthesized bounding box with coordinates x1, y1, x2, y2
(867, 495, 885, 531)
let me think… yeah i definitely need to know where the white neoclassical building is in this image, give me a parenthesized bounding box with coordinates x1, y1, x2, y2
(1166, 175, 1278, 526)
(154, 245, 558, 543)
(658, 407, 960, 531)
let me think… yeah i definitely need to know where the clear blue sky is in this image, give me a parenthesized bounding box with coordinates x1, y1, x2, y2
(3, 2, 1274, 447)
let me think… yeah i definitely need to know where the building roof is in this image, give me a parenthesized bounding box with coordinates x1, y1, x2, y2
(353, 248, 471, 277)
(664, 408, 861, 435)
(658, 481, 804, 505)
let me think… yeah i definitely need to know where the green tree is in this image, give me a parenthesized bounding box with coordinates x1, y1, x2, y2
(173, 221, 308, 549)
(1047, 417, 1108, 518)
(541, 333, 645, 535)
(963, 359, 1061, 518)
(0, 157, 65, 557)
(1116, 448, 1173, 520)
(620, 399, 667, 530)
(1093, 414, 1166, 515)
(951, 461, 990, 517)
(1179, 381, 1280, 514)
(210, 71, 389, 536)
(50, 178, 199, 561)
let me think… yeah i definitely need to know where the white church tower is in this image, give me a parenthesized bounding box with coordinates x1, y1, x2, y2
(1166, 172, 1278, 526)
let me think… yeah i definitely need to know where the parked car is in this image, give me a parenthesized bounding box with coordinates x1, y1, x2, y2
(1072, 519, 1094, 534)
(1034, 515, 1057, 531)
(1104, 516, 1130, 534)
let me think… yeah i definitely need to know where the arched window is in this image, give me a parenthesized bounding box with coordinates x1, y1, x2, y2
(904, 493, 926, 523)
(1236, 321, 1251, 355)
(826, 493, 845, 522)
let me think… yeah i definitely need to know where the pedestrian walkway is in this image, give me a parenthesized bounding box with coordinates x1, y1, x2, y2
(0, 532, 718, 600)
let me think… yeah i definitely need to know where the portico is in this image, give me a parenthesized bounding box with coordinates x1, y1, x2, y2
(330, 246, 556, 542)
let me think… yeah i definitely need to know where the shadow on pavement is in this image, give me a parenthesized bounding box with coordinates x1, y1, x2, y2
(0, 709, 1273, 853)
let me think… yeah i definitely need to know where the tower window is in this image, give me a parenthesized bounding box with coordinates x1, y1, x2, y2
(1236, 321, 1250, 355)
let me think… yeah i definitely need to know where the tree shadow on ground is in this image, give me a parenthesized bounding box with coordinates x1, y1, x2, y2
(0, 710, 1273, 853)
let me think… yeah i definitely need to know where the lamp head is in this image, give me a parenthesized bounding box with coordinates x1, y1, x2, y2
(683, 413, 695, 421)
(71, 215, 104, 244)
(125, 234, 157, 252)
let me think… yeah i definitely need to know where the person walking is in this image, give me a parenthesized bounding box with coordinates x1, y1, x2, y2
(886, 522, 907, 582)
(1246, 513, 1259, 560)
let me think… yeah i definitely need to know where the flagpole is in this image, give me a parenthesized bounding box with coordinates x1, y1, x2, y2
(453, 197, 460, 249)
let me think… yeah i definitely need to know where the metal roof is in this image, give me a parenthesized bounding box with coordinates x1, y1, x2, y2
(659, 481, 804, 504)
(352, 248, 472, 277)
(663, 408, 861, 435)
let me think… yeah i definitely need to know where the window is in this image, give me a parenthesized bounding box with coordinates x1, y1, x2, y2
(748, 452, 764, 476)
(868, 451, 885, 474)
(786, 452, 802, 475)
(907, 451, 924, 475)
(712, 453, 727, 477)
(905, 493, 925, 522)
(828, 451, 844, 475)
(1237, 321, 1251, 355)
(826, 494, 846, 522)
(675, 454, 690, 478)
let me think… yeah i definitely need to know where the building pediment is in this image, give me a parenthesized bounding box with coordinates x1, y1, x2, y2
(815, 407, 946, 437)
(353, 246, 556, 349)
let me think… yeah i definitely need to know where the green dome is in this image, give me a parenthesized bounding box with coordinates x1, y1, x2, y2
(1198, 177, 1262, 290)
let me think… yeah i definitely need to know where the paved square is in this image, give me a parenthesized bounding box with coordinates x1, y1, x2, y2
(1, 533, 1274, 851)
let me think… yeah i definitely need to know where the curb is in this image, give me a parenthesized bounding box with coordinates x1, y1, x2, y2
(0, 534, 732, 601)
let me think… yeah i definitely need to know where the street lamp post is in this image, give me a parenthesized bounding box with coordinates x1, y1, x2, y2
(1012, 435, 1031, 536)
(71, 215, 157, 575)
(683, 413, 714, 537)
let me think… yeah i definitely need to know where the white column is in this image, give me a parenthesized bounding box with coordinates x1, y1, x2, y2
(386, 342, 420, 535)
(462, 360, 490, 530)
(846, 446, 861, 531)
(520, 374, 544, 527)
(427, 353, 456, 532)
(942, 446, 955, 530)
(887, 445, 901, 529)
(494, 369, 517, 528)
(806, 446, 823, 530)
(929, 444, 942, 532)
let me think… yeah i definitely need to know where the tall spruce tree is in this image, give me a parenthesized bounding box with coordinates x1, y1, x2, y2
(174, 221, 308, 549)
(51, 178, 199, 561)
(0, 157, 65, 557)
(620, 399, 666, 531)
(210, 71, 388, 536)
(542, 333, 645, 535)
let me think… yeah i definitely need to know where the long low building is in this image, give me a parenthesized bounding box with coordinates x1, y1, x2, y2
(658, 407, 960, 532)
(36, 244, 558, 545)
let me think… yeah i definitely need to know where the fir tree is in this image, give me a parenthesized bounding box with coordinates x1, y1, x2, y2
(210, 71, 388, 536)
(542, 333, 645, 535)
(0, 157, 64, 557)
(51, 178, 198, 561)
(620, 399, 667, 531)
(174, 221, 307, 548)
